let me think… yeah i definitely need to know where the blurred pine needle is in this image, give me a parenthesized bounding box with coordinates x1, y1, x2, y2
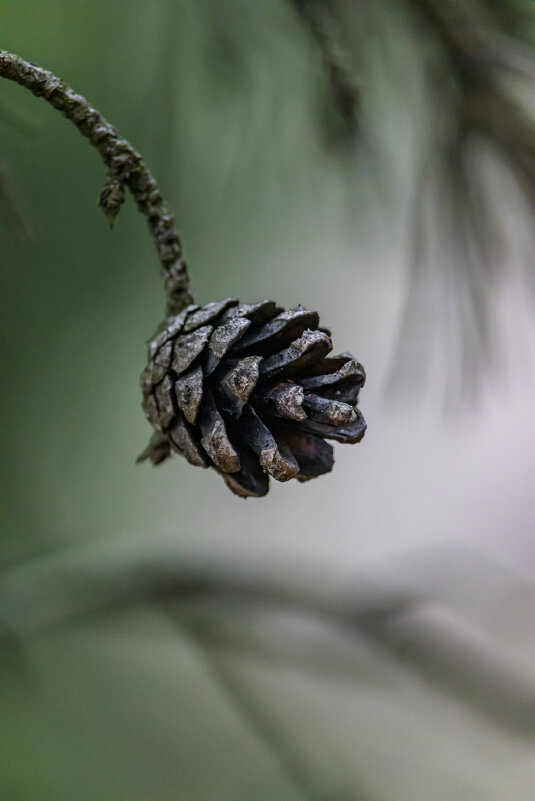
(0, 161, 31, 239)
(288, 0, 535, 393)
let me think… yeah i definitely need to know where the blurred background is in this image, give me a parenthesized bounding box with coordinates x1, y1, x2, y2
(1, 1, 535, 799)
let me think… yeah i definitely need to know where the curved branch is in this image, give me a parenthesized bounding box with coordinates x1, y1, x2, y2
(0, 50, 193, 314)
(2, 540, 535, 737)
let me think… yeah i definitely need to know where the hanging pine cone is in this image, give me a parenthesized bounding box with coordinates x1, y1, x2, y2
(138, 298, 366, 497)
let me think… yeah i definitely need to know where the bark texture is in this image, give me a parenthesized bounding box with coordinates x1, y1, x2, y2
(0, 50, 192, 314)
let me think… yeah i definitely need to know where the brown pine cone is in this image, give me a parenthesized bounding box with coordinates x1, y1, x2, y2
(138, 298, 366, 497)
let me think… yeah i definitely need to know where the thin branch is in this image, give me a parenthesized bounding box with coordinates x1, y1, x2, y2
(1, 541, 535, 737)
(181, 623, 328, 801)
(169, 599, 382, 685)
(0, 50, 193, 314)
(180, 613, 377, 800)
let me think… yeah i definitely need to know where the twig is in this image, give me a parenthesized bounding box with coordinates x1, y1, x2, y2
(181, 622, 329, 801)
(168, 598, 382, 685)
(0, 50, 193, 314)
(1, 541, 534, 737)
(171, 607, 390, 800)
(180, 612, 378, 800)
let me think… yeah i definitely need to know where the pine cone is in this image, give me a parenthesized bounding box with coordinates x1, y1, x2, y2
(138, 298, 366, 497)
